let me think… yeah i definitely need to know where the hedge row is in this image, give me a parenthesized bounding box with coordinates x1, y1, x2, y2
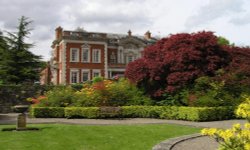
(160, 106, 235, 121)
(30, 107, 65, 118)
(29, 106, 236, 121)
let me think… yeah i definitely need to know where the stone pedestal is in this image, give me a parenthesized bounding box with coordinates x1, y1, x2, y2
(16, 113, 26, 130)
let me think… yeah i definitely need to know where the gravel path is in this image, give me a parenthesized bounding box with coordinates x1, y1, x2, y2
(171, 136, 219, 150)
(0, 113, 246, 128)
(0, 113, 247, 150)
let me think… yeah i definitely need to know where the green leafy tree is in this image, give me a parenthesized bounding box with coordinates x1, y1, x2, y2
(0, 30, 9, 84)
(217, 36, 230, 45)
(217, 36, 235, 46)
(0, 16, 43, 84)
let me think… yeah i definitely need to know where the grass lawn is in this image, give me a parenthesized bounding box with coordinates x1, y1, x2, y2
(0, 124, 200, 150)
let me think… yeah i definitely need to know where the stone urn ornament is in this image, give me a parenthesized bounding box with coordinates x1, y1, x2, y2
(13, 105, 29, 130)
(1, 105, 39, 131)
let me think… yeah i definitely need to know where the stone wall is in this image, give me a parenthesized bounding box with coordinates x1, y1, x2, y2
(0, 85, 52, 113)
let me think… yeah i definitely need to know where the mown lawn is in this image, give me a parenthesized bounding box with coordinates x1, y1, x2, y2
(0, 124, 200, 150)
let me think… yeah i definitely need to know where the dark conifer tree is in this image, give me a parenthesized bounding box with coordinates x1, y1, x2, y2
(0, 16, 42, 84)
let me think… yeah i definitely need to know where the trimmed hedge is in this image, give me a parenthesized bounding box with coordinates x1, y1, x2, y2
(30, 106, 236, 121)
(30, 107, 65, 118)
(121, 106, 167, 118)
(160, 106, 236, 121)
(65, 107, 99, 119)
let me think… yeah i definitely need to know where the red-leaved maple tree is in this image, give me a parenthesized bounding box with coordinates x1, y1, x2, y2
(220, 46, 250, 86)
(125, 31, 231, 98)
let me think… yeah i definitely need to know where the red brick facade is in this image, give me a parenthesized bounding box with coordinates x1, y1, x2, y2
(50, 27, 157, 85)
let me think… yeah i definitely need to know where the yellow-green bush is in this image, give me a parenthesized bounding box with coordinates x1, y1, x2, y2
(30, 106, 236, 121)
(74, 78, 152, 107)
(201, 123, 250, 150)
(236, 96, 250, 121)
(64, 107, 99, 118)
(201, 96, 250, 150)
(121, 106, 166, 118)
(160, 106, 235, 121)
(34, 78, 152, 107)
(37, 86, 76, 107)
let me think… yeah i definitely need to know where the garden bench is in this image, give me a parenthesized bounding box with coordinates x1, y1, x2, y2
(99, 106, 122, 118)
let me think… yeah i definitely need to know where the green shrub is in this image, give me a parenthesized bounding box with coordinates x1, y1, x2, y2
(160, 106, 235, 121)
(236, 95, 250, 122)
(38, 86, 76, 107)
(73, 78, 152, 107)
(92, 76, 104, 83)
(121, 106, 170, 118)
(65, 107, 99, 118)
(159, 106, 180, 119)
(70, 83, 84, 91)
(30, 107, 64, 118)
(201, 97, 250, 150)
(30, 106, 236, 121)
(108, 79, 152, 106)
(191, 76, 244, 107)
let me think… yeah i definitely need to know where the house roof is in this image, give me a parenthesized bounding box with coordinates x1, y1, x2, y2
(52, 28, 159, 48)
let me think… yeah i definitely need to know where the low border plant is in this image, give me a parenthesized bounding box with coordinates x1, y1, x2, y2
(30, 106, 236, 121)
(201, 95, 250, 150)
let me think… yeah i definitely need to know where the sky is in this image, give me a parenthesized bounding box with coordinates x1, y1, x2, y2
(0, 0, 250, 60)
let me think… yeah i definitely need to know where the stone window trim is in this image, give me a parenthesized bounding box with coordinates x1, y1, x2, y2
(70, 69, 79, 84)
(70, 48, 79, 62)
(125, 52, 136, 64)
(92, 69, 101, 78)
(82, 48, 90, 63)
(92, 49, 101, 63)
(81, 44, 90, 63)
(81, 69, 90, 82)
(110, 52, 117, 64)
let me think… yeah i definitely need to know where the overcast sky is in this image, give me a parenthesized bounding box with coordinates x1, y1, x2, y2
(0, 0, 250, 60)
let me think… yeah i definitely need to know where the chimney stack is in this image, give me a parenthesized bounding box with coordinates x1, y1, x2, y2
(55, 26, 63, 40)
(128, 30, 132, 36)
(144, 31, 151, 39)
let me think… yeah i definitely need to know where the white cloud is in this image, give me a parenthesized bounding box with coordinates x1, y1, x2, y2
(230, 13, 250, 25)
(185, 0, 245, 29)
(0, 0, 250, 60)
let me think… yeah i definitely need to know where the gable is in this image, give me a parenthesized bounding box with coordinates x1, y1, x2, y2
(118, 37, 146, 48)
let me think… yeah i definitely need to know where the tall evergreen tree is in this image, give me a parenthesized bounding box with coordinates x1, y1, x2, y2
(0, 30, 9, 84)
(0, 16, 42, 84)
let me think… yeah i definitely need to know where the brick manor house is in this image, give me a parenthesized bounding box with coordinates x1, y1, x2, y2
(47, 26, 157, 85)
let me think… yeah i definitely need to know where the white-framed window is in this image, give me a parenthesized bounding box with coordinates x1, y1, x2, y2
(70, 48, 79, 62)
(81, 44, 90, 63)
(70, 69, 79, 83)
(92, 69, 101, 78)
(127, 55, 134, 63)
(110, 52, 116, 64)
(92, 49, 101, 63)
(81, 69, 90, 82)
